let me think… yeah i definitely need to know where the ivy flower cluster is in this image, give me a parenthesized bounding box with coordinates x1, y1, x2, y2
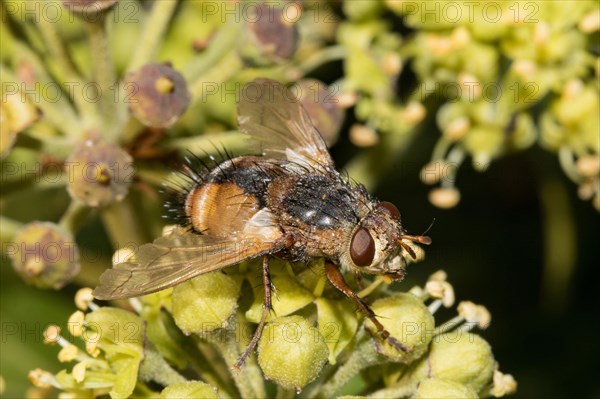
(29, 240, 515, 398)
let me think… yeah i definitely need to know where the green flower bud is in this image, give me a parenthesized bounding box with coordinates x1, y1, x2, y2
(365, 293, 434, 363)
(160, 381, 219, 399)
(124, 63, 190, 128)
(258, 315, 329, 391)
(462, 125, 504, 168)
(554, 84, 598, 127)
(172, 272, 241, 334)
(508, 113, 537, 151)
(344, 0, 384, 21)
(413, 333, 495, 393)
(85, 307, 144, 352)
(416, 378, 478, 399)
(0, 85, 40, 158)
(246, 271, 314, 323)
(294, 79, 344, 146)
(9, 222, 80, 289)
(84, 307, 145, 398)
(87, 312, 142, 391)
(460, 42, 500, 81)
(345, 47, 391, 96)
(238, 2, 299, 66)
(66, 139, 134, 207)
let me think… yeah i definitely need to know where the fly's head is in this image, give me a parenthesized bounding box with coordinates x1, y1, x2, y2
(339, 201, 431, 281)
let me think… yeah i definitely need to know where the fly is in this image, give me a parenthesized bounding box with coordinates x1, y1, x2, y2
(93, 78, 431, 368)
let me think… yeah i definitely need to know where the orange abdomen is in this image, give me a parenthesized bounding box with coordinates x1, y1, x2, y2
(186, 182, 261, 237)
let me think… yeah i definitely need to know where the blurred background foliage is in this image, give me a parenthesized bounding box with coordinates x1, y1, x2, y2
(1, 0, 599, 398)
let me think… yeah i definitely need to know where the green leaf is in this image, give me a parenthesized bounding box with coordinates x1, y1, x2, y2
(316, 297, 359, 364)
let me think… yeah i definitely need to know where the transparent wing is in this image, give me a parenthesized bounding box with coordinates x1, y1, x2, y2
(93, 227, 278, 300)
(237, 78, 334, 169)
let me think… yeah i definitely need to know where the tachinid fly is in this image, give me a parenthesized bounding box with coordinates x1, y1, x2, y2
(93, 78, 431, 368)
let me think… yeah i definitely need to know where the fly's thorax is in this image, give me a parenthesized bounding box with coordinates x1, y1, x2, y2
(275, 173, 362, 230)
(266, 169, 371, 259)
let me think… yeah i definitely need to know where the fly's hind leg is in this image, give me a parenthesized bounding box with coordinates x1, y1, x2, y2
(324, 261, 410, 353)
(235, 255, 272, 370)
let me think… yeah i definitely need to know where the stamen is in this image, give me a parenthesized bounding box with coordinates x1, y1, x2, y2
(457, 301, 491, 329)
(43, 325, 69, 347)
(428, 299, 443, 314)
(129, 298, 143, 314)
(490, 369, 518, 397)
(433, 315, 464, 336)
(68, 311, 85, 337)
(425, 280, 455, 308)
(73, 361, 87, 383)
(428, 269, 447, 282)
(28, 369, 60, 389)
(75, 288, 98, 311)
(58, 345, 81, 363)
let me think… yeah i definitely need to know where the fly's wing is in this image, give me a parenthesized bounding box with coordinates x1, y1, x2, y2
(237, 78, 334, 170)
(93, 225, 280, 300)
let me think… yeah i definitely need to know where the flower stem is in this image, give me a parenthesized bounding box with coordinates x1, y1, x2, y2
(35, 16, 100, 131)
(2, 48, 81, 136)
(203, 313, 266, 398)
(440, 146, 464, 188)
(59, 200, 91, 235)
(184, 21, 242, 82)
(558, 146, 583, 184)
(315, 338, 384, 398)
(139, 347, 187, 387)
(203, 328, 265, 399)
(366, 375, 416, 398)
(101, 197, 149, 249)
(276, 386, 296, 399)
(358, 277, 385, 298)
(430, 136, 452, 163)
(86, 16, 118, 139)
(126, 0, 178, 72)
(289, 45, 346, 78)
(188, 50, 243, 106)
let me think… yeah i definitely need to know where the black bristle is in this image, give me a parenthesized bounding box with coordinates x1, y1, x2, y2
(162, 151, 218, 227)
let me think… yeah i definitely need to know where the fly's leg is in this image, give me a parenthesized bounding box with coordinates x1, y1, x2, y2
(324, 261, 409, 353)
(235, 255, 272, 369)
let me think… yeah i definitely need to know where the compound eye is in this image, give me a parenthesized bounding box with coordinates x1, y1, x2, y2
(378, 201, 401, 220)
(350, 227, 375, 267)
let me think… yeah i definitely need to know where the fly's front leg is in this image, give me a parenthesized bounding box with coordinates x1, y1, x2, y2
(324, 261, 409, 353)
(235, 255, 272, 369)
